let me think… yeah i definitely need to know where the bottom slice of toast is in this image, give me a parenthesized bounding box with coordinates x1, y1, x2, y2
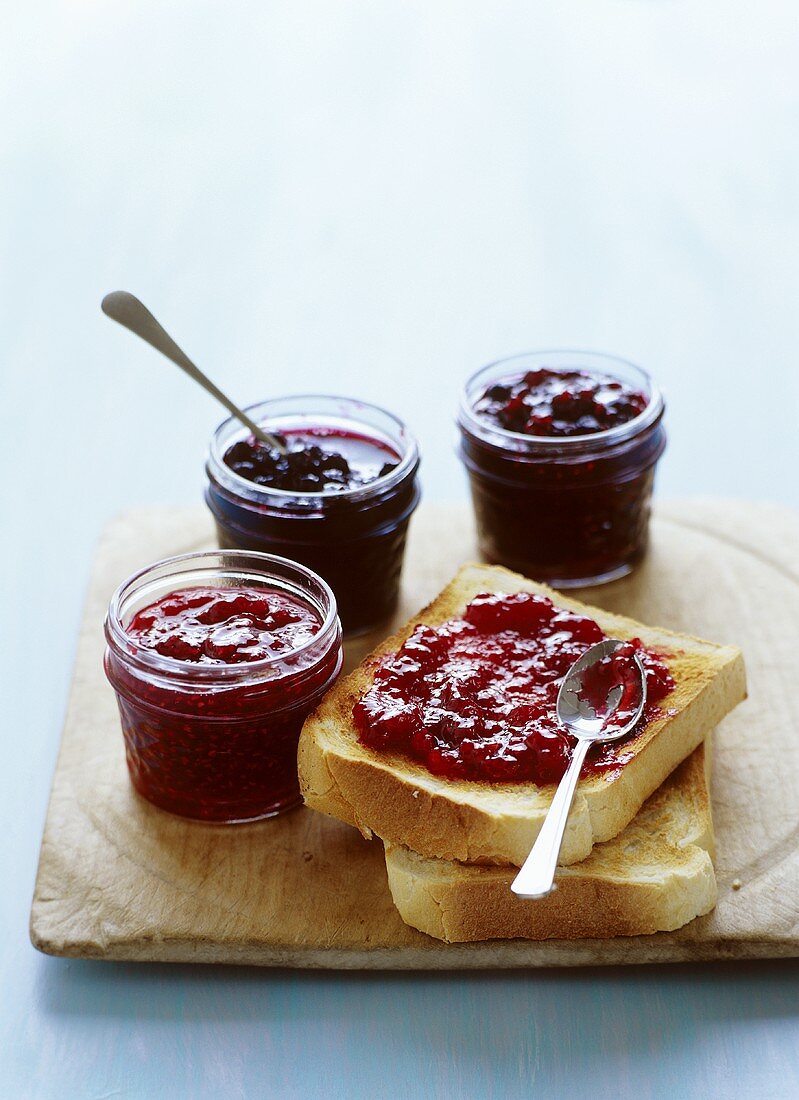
(384, 743, 715, 943)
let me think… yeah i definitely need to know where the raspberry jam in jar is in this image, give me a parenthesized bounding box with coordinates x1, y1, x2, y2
(104, 551, 342, 822)
(205, 396, 421, 635)
(458, 351, 666, 586)
(353, 591, 674, 785)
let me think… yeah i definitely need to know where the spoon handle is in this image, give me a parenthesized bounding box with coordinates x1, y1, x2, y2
(510, 738, 591, 899)
(101, 291, 284, 451)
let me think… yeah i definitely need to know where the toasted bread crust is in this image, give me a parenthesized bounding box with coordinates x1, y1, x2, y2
(298, 564, 745, 866)
(384, 745, 716, 942)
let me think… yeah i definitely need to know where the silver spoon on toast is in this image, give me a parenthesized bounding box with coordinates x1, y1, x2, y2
(511, 639, 647, 900)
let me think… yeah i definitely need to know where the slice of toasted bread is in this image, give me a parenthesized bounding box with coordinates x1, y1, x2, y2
(384, 743, 716, 942)
(298, 563, 745, 866)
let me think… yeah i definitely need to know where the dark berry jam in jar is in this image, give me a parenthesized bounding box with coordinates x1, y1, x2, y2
(458, 352, 666, 587)
(205, 396, 421, 636)
(104, 551, 342, 822)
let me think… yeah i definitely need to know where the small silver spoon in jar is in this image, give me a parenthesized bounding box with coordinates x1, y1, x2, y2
(101, 290, 286, 453)
(511, 639, 647, 900)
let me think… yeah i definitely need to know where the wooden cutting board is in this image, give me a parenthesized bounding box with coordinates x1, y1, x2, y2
(30, 500, 799, 969)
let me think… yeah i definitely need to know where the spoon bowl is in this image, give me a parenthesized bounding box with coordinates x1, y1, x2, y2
(511, 638, 647, 900)
(556, 638, 646, 739)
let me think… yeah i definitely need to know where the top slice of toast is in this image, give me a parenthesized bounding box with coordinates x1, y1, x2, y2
(298, 563, 746, 866)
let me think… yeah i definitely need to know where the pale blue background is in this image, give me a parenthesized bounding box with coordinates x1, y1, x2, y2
(2, 2, 798, 1097)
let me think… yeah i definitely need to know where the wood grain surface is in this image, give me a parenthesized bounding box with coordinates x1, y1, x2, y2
(29, 501, 799, 968)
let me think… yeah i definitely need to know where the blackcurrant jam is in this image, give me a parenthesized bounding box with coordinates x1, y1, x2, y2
(353, 591, 674, 785)
(223, 429, 399, 493)
(458, 352, 666, 586)
(205, 397, 421, 636)
(104, 551, 343, 822)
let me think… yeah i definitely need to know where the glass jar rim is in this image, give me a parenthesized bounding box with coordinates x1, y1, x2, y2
(458, 350, 665, 452)
(104, 549, 341, 686)
(207, 394, 420, 507)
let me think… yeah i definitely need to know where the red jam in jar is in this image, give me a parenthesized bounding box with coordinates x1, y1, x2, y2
(206, 397, 421, 636)
(126, 587, 322, 663)
(353, 591, 674, 786)
(458, 351, 666, 587)
(104, 551, 342, 822)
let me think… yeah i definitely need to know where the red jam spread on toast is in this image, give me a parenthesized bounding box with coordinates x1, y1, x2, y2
(353, 592, 674, 785)
(473, 367, 647, 438)
(223, 429, 399, 493)
(127, 586, 321, 663)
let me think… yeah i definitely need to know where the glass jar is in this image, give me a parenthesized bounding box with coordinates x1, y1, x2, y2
(458, 351, 666, 587)
(205, 395, 421, 635)
(104, 550, 342, 822)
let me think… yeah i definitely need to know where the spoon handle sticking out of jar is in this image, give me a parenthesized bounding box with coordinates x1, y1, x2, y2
(101, 291, 286, 454)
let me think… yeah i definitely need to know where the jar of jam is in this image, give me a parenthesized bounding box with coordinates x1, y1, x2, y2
(458, 351, 666, 587)
(205, 395, 421, 635)
(104, 550, 342, 822)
